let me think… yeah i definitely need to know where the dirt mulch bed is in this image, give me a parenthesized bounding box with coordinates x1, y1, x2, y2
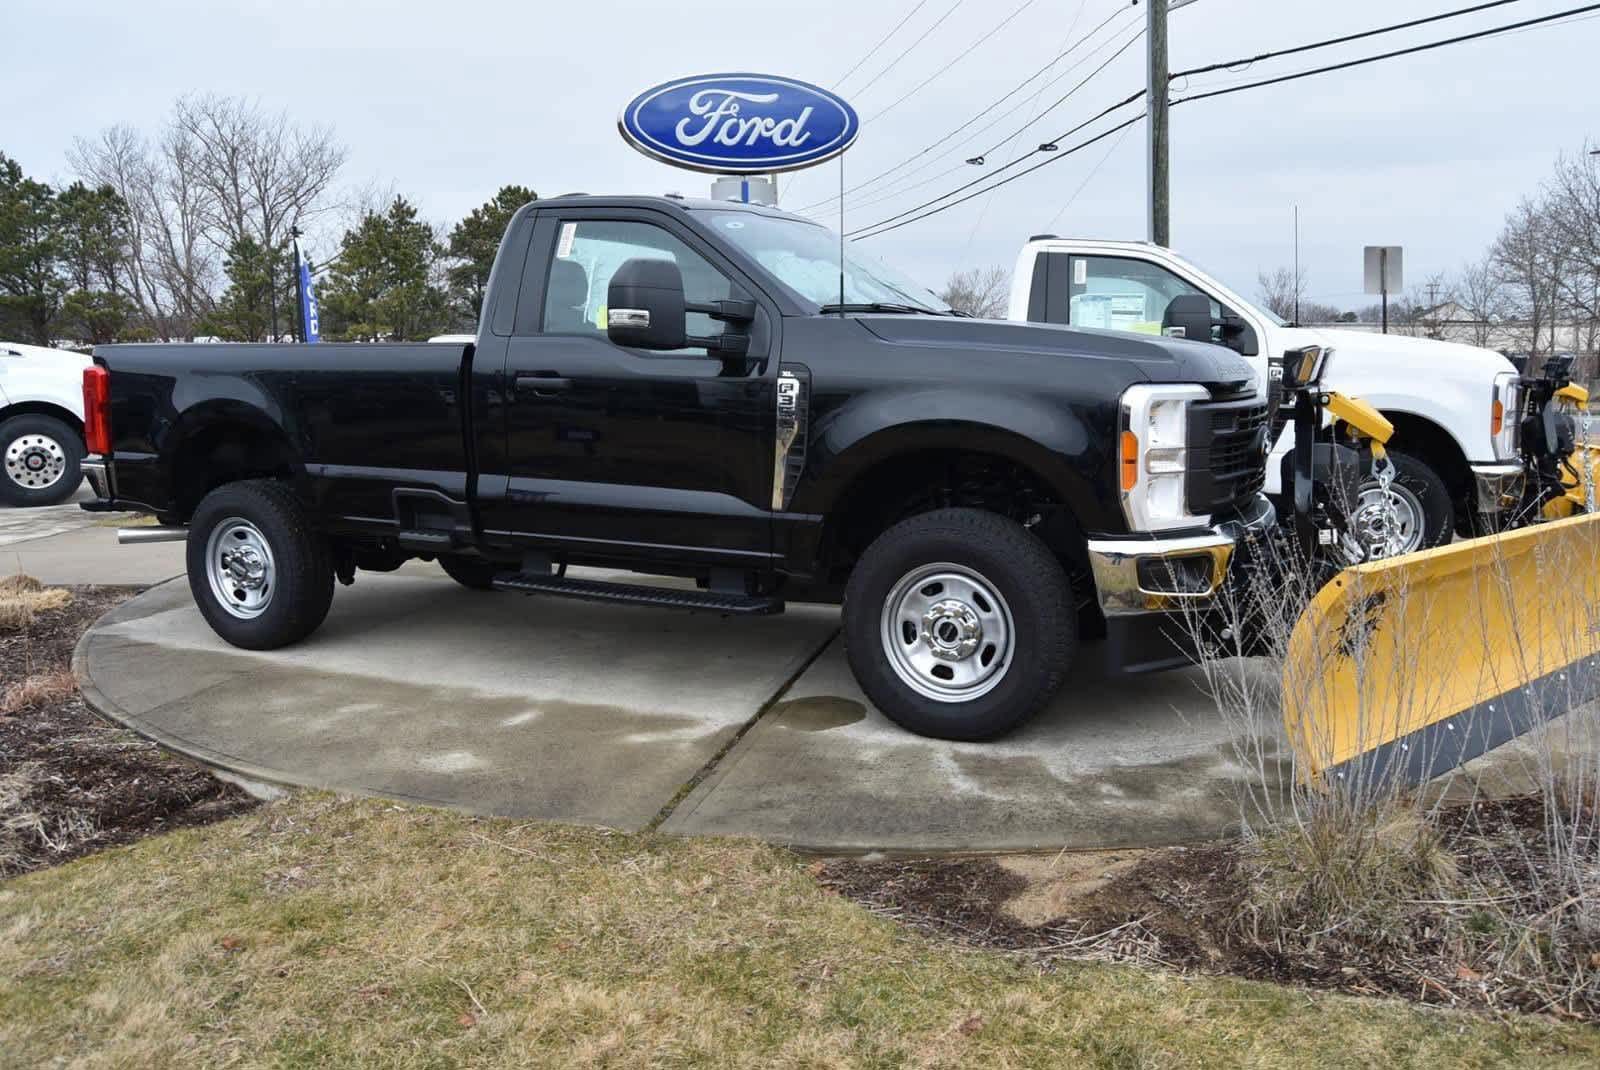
(1, 584, 260, 878)
(818, 797, 1600, 1023)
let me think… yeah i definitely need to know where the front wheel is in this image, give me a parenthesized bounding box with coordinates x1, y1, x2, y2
(0, 414, 83, 507)
(186, 480, 335, 650)
(1349, 449, 1454, 556)
(842, 508, 1076, 741)
(439, 554, 501, 590)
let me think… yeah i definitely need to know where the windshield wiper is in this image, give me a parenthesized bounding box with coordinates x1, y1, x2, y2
(818, 302, 949, 316)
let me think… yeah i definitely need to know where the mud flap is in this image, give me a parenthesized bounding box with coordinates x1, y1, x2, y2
(1283, 512, 1600, 787)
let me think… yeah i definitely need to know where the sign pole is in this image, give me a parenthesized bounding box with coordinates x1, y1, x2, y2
(291, 228, 305, 344)
(1381, 248, 1389, 335)
(838, 153, 846, 317)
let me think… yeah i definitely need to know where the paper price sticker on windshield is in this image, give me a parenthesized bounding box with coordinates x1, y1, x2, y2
(556, 222, 577, 259)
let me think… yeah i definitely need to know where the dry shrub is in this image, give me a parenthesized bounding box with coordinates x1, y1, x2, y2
(0, 763, 97, 875)
(0, 576, 73, 635)
(1238, 806, 1456, 954)
(1, 669, 78, 715)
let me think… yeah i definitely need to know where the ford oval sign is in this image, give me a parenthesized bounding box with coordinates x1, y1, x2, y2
(619, 73, 859, 174)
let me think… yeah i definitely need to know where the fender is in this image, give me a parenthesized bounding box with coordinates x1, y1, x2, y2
(791, 385, 1115, 531)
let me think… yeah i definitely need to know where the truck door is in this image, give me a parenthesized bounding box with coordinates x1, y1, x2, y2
(1025, 251, 1222, 339)
(478, 208, 778, 568)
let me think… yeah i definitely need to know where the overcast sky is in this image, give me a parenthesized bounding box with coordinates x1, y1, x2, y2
(5, 0, 1594, 310)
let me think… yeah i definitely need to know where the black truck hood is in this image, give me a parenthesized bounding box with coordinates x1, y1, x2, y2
(855, 315, 1256, 394)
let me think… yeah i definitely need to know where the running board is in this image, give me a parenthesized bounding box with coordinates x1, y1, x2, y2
(492, 572, 783, 615)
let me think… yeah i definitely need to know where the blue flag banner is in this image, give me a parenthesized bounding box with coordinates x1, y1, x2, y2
(300, 262, 321, 343)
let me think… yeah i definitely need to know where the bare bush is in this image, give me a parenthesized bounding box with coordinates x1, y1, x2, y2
(1, 670, 78, 716)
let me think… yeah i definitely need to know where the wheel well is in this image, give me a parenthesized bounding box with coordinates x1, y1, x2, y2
(171, 423, 297, 519)
(820, 450, 1088, 586)
(0, 402, 83, 437)
(1382, 412, 1472, 503)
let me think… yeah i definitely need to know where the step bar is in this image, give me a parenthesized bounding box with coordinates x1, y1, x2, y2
(491, 572, 783, 615)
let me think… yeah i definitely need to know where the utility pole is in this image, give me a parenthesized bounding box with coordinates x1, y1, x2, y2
(1146, 0, 1169, 246)
(1293, 205, 1300, 325)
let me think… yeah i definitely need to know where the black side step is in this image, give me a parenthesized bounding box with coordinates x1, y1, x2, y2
(492, 572, 783, 615)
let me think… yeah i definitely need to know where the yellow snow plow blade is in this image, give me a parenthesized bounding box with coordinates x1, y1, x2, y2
(1283, 512, 1600, 786)
(1543, 443, 1599, 520)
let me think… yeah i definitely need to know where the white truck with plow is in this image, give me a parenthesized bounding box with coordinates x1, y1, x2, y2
(1008, 237, 1522, 551)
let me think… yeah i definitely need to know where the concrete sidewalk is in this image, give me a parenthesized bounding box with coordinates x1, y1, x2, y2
(1, 488, 183, 586)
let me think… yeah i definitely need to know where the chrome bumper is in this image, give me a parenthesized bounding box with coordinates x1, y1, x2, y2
(1087, 497, 1275, 617)
(1471, 462, 1525, 515)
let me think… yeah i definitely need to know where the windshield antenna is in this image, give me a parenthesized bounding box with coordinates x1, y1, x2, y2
(838, 153, 846, 318)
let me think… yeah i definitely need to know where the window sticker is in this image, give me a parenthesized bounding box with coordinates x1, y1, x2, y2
(1072, 258, 1087, 286)
(556, 222, 577, 259)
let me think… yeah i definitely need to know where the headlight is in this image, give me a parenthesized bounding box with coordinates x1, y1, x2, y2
(1119, 383, 1209, 532)
(1491, 371, 1520, 459)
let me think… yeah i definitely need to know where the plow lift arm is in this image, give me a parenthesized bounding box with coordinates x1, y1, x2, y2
(1276, 347, 1600, 788)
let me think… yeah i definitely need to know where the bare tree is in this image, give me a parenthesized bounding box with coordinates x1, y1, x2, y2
(1451, 255, 1509, 349)
(1493, 197, 1564, 361)
(69, 124, 217, 339)
(939, 266, 1010, 319)
(1256, 265, 1308, 322)
(172, 94, 346, 339)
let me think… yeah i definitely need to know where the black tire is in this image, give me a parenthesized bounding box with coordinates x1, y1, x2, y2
(0, 414, 83, 507)
(1357, 449, 1455, 552)
(439, 554, 501, 590)
(186, 480, 335, 650)
(842, 508, 1076, 741)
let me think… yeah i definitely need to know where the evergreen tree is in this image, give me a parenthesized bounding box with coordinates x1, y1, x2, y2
(321, 196, 450, 341)
(0, 152, 65, 344)
(197, 236, 294, 341)
(446, 185, 535, 327)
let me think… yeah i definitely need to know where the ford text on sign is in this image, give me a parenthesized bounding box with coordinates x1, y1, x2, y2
(619, 73, 859, 174)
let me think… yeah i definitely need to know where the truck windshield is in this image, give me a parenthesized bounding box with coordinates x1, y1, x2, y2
(692, 209, 951, 313)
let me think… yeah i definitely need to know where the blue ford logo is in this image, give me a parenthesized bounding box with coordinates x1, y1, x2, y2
(619, 73, 859, 174)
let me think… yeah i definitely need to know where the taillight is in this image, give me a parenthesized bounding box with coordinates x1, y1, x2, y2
(82, 365, 111, 456)
(1119, 430, 1139, 492)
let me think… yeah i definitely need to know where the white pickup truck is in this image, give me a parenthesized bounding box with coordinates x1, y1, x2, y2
(0, 340, 91, 506)
(1007, 237, 1521, 550)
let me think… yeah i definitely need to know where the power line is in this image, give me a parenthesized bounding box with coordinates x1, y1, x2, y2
(1171, 0, 1528, 80)
(852, 0, 969, 98)
(833, 0, 933, 88)
(848, 0, 1600, 239)
(867, 0, 1039, 122)
(1170, 0, 1600, 106)
(852, 114, 1144, 238)
(796, 0, 1139, 213)
(839, 34, 1147, 234)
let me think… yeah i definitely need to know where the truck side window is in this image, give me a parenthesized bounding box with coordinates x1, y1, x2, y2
(1060, 256, 1219, 337)
(541, 220, 733, 352)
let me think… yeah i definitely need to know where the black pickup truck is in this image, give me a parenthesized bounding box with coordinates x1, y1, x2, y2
(82, 195, 1274, 740)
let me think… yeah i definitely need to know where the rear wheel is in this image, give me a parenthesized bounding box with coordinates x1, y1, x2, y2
(439, 554, 501, 590)
(186, 480, 334, 650)
(0, 414, 83, 507)
(842, 508, 1075, 741)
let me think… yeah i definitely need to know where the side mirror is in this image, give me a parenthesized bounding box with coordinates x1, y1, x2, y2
(607, 258, 688, 350)
(1161, 294, 1215, 344)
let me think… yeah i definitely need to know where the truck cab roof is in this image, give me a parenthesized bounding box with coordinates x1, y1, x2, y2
(532, 193, 810, 222)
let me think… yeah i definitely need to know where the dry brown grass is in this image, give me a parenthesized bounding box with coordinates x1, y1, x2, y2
(2, 795, 1597, 1068)
(0, 669, 78, 716)
(0, 575, 73, 636)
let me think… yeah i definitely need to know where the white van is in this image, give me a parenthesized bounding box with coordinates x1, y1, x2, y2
(1008, 238, 1521, 550)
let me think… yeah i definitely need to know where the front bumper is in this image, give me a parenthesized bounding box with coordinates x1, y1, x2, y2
(1086, 495, 1276, 617)
(1471, 462, 1526, 515)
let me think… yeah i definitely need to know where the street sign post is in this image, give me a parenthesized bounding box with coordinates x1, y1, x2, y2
(1364, 245, 1403, 334)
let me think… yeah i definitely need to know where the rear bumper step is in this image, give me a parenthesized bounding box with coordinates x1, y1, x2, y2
(492, 572, 783, 615)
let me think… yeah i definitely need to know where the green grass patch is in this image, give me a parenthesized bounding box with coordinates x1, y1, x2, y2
(2, 795, 1596, 1068)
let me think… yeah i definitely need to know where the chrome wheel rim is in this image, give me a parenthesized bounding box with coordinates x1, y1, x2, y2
(1350, 480, 1425, 557)
(879, 562, 1014, 703)
(204, 518, 276, 619)
(4, 433, 68, 491)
